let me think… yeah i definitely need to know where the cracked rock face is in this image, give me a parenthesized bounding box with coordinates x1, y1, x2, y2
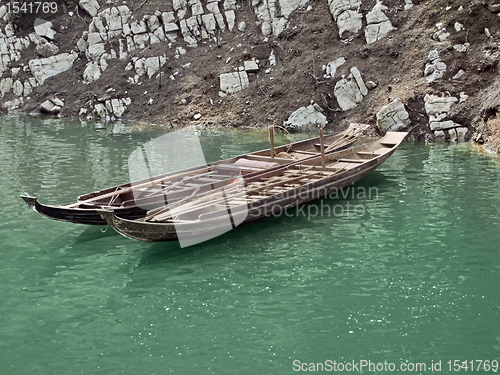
(365, 1, 395, 44)
(376, 99, 411, 132)
(219, 71, 249, 94)
(334, 76, 363, 111)
(424, 93, 468, 142)
(328, 0, 362, 39)
(254, 0, 309, 36)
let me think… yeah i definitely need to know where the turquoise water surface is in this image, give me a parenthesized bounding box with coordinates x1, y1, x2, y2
(0, 116, 499, 374)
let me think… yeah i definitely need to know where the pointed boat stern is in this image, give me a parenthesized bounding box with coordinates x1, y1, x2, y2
(21, 193, 38, 211)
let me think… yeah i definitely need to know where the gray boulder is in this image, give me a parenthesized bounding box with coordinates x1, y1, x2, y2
(41, 98, 63, 114)
(220, 71, 249, 94)
(34, 18, 56, 40)
(36, 41, 59, 57)
(334, 77, 363, 111)
(283, 103, 327, 132)
(79, 0, 100, 16)
(376, 99, 411, 132)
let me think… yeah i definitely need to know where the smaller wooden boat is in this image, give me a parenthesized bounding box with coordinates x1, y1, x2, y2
(21, 124, 369, 225)
(99, 132, 408, 244)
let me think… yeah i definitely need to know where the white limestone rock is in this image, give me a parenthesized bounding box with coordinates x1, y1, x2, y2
(429, 120, 460, 131)
(0, 78, 13, 96)
(334, 76, 363, 111)
(79, 0, 100, 16)
(162, 11, 176, 24)
(173, 0, 187, 12)
(89, 17, 106, 34)
(86, 42, 105, 61)
(145, 15, 161, 32)
(424, 94, 458, 115)
(104, 7, 123, 31)
(179, 19, 198, 45)
(455, 127, 468, 142)
(133, 33, 149, 49)
(87, 32, 102, 45)
(254, 0, 308, 36)
(144, 56, 167, 78)
(328, 0, 363, 39)
(94, 103, 107, 117)
(283, 103, 327, 132)
(269, 50, 276, 66)
(3, 98, 23, 112)
(324, 57, 345, 78)
(83, 62, 101, 82)
(164, 22, 180, 33)
(192, 1, 204, 16)
(434, 130, 446, 142)
(488, 4, 500, 13)
(328, 0, 362, 20)
(29, 53, 77, 85)
(244, 60, 259, 73)
(366, 1, 389, 24)
(376, 98, 410, 132)
(34, 19, 56, 40)
(23, 81, 32, 96)
(202, 13, 217, 37)
(0, 6, 6, 20)
(454, 22, 464, 32)
(5, 23, 15, 38)
(220, 71, 249, 94)
(238, 21, 247, 32)
(224, 0, 237, 10)
(12, 80, 23, 96)
(108, 98, 129, 117)
(337, 9, 363, 39)
(404, 0, 413, 10)
(350, 67, 368, 96)
(424, 50, 446, 82)
(365, 21, 395, 44)
(40, 99, 62, 114)
(453, 43, 469, 53)
(364, 1, 395, 45)
(130, 21, 147, 34)
(225, 10, 236, 31)
(77, 36, 88, 52)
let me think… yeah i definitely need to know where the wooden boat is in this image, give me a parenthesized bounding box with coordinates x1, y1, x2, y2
(98, 132, 408, 244)
(21, 124, 369, 225)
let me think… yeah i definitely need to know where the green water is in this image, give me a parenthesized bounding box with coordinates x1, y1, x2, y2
(1, 116, 499, 374)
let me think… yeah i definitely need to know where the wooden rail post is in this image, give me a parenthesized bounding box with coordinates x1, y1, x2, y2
(269, 125, 275, 159)
(318, 125, 325, 167)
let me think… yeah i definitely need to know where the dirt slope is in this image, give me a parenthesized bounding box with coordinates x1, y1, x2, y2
(2, 0, 500, 151)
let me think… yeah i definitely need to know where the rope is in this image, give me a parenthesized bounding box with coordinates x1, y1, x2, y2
(101, 224, 108, 233)
(269, 125, 293, 155)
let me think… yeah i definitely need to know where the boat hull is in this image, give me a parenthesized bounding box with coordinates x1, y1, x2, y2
(21, 194, 147, 225)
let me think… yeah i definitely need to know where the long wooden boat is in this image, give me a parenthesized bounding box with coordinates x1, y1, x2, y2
(98, 132, 408, 244)
(21, 124, 368, 225)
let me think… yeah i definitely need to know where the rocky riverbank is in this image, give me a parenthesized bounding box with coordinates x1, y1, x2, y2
(1, 0, 500, 152)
